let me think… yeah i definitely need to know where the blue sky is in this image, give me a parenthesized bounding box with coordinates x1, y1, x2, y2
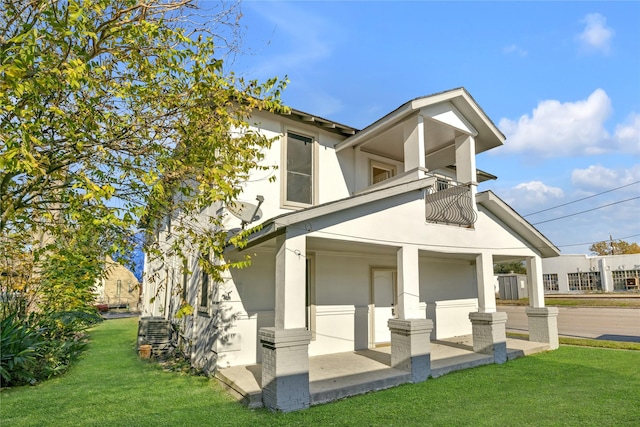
(225, 1, 640, 255)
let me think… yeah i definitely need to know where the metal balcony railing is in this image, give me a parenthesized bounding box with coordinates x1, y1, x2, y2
(425, 182, 477, 227)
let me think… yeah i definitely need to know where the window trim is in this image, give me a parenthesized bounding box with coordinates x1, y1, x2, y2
(370, 159, 397, 185)
(198, 254, 211, 314)
(281, 129, 318, 208)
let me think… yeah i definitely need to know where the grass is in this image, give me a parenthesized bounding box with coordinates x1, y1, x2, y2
(507, 332, 640, 351)
(497, 297, 640, 308)
(2, 318, 639, 426)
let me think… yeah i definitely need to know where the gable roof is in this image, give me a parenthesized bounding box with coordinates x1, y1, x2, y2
(476, 191, 560, 258)
(335, 87, 505, 155)
(231, 179, 559, 259)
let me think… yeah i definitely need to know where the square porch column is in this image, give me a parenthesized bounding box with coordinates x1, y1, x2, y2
(259, 230, 311, 412)
(402, 114, 426, 171)
(259, 327, 312, 412)
(525, 256, 559, 349)
(389, 246, 432, 382)
(468, 312, 508, 364)
(525, 307, 559, 349)
(388, 318, 434, 382)
(470, 252, 507, 363)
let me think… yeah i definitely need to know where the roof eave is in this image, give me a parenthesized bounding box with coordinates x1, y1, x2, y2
(476, 191, 561, 258)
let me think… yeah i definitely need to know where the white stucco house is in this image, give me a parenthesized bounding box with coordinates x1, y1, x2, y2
(141, 88, 561, 411)
(542, 253, 640, 293)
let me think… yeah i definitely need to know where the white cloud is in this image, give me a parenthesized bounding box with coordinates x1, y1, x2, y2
(613, 113, 640, 153)
(498, 89, 612, 157)
(500, 181, 564, 211)
(571, 164, 640, 190)
(577, 13, 614, 54)
(503, 44, 527, 57)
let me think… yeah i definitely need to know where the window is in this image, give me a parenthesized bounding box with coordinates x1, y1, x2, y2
(370, 160, 396, 185)
(285, 132, 314, 206)
(199, 270, 209, 309)
(612, 270, 640, 291)
(181, 259, 189, 301)
(543, 273, 559, 291)
(567, 272, 601, 291)
(305, 255, 316, 340)
(116, 280, 122, 297)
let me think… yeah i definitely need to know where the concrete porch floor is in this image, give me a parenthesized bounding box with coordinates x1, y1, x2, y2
(215, 336, 550, 408)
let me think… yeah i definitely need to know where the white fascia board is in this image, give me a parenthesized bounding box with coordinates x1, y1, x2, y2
(236, 178, 432, 249)
(277, 178, 430, 226)
(476, 191, 560, 258)
(413, 89, 504, 144)
(335, 87, 504, 153)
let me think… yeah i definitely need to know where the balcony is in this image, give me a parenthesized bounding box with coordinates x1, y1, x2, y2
(424, 179, 476, 227)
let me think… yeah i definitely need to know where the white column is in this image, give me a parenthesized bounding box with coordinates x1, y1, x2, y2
(274, 230, 307, 329)
(476, 252, 496, 313)
(600, 258, 613, 292)
(454, 134, 477, 185)
(397, 246, 421, 319)
(526, 256, 545, 308)
(403, 114, 426, 172)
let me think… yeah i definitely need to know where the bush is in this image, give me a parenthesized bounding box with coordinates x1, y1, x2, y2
(0, 314, 44, 387)
(0, 311, 102, 387)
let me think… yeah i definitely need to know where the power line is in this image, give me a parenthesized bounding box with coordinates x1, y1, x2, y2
(523, 180, 640, 217)
(531, 196, 640, 225)
(555, 234, 640, 248)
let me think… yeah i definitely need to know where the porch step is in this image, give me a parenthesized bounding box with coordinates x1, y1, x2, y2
(310, 368, 411, 406)
(215, 369, 263, 409)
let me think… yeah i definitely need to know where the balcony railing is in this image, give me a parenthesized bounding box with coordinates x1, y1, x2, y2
(424, 181, 477, 227)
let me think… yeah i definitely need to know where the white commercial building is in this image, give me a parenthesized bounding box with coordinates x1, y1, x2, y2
(542, 254, 640, 293)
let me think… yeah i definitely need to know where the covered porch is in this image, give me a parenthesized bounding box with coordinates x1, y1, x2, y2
(224, 179, 560, 412)
(216, 334, 551, 409)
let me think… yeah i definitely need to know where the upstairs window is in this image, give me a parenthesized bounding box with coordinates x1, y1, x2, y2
(285, 132, 314, 206)
(370, 160, 396, 185)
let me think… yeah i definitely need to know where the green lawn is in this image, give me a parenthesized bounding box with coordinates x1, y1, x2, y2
(2, 318, 639, 426)
(497, 297, 640, 308)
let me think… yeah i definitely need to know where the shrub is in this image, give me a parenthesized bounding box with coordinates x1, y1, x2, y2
(0, 311, 102, 387)
(0, 314, 44, 387)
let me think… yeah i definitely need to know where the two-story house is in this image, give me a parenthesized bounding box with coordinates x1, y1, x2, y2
(141, 87, 560, 412)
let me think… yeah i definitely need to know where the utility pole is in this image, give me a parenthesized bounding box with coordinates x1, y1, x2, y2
(609, 234, 615, 255)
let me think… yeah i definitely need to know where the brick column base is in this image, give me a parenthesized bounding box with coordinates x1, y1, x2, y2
(259, 327, 312, 412)
(526, 307, 559, 350)
(469, 312, 508, 364)
(387, 318, 434, 383)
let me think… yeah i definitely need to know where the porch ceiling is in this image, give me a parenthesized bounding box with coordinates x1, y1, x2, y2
(247, 235, 482, 262)
(359, 116, 463, 164)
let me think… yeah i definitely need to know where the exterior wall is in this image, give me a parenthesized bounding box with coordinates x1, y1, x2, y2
(96, 257, 140, 309)
(212, 249, 486, 366)
(227, 111, 353, 233)
(139, 106, 556, 373)
(353, 148, 404, 193)
(542, 254, 640, 293)
(420, 259, 478, 339)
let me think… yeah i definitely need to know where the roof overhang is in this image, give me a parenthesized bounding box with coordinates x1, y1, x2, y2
(476, 191, 561, 258)
(227, 178, 433, 251)
(335, 87, 505, 155)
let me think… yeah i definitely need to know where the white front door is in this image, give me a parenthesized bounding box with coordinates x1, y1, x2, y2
(372, 269, 397, 345)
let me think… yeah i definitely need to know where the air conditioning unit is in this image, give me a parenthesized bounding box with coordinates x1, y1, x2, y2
(137, 317, 173, 357)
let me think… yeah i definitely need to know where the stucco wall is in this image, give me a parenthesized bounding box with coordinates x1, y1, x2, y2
(542, 253, 640, 293)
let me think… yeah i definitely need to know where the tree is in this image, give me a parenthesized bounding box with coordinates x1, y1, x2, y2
(494, 261, 526, 275)
(589, 239, 640, 256)
(1, 0, 288, 302)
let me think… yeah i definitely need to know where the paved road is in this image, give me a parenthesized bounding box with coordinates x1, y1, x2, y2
(498, 306, 640, 343)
